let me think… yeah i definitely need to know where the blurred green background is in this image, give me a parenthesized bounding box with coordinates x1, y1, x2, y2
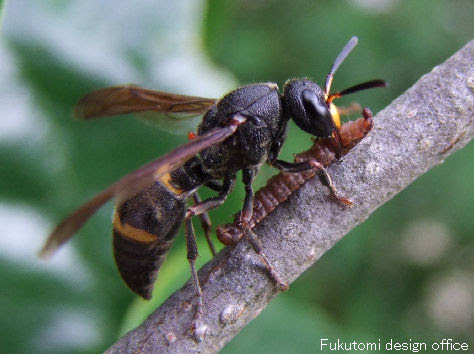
(0, 0, 472, 353)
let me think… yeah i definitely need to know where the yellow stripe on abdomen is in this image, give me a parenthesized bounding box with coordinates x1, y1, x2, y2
(158, 172, 185, 197)
(112, 212, 157, 244)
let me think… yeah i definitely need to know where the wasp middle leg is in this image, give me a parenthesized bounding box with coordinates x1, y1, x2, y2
(192, 180, 227, 257)
(239, 167, 289, 291)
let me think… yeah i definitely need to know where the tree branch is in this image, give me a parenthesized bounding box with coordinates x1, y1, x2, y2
(107, 40, 473, 353)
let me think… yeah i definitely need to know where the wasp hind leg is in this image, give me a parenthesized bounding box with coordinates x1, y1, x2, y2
(240, 167, 289, 291)
(185, 176, 236, 340)
(192, 192, 216, 256)
(192, 180, 225, 257)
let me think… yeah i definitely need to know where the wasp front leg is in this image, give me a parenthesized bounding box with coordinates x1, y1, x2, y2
(309, 159, 352, 206)
(240, 167, 289, 291)
(270, 158, 352, 206)
(185, 176, 235, 339)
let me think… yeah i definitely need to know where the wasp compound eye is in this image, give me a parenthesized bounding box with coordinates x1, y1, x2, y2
(302, 89, 326, 116)
(301, 89, 334, 138)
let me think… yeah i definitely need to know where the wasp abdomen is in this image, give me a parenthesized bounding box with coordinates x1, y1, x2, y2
(112, 182, 186, 299)
(112, 231, 174, 299)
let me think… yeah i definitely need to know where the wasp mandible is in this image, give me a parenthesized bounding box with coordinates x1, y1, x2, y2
(40, 36, 386, 332)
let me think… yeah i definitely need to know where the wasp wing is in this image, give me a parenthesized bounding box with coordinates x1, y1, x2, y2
(39, 122, 243, 258)
(74, 85, 217, 133)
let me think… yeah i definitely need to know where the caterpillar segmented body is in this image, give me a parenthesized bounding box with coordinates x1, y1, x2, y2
(216, 108, 373, 245)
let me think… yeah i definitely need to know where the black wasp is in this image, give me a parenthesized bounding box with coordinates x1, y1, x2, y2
(40, 36, 385, 333)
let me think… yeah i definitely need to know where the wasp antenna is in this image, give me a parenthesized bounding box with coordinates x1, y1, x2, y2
(324, 36, 359, 95)
(327, 79, 387, 102)
(338, 79, 387, 96)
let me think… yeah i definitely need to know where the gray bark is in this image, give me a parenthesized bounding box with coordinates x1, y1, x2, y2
(107, 39, 474, 353)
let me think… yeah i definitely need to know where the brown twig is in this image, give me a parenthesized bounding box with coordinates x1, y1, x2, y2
(106, 39, 474, 353)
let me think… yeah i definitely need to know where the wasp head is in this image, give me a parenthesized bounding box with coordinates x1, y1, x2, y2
(284, 79, 340, 139)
